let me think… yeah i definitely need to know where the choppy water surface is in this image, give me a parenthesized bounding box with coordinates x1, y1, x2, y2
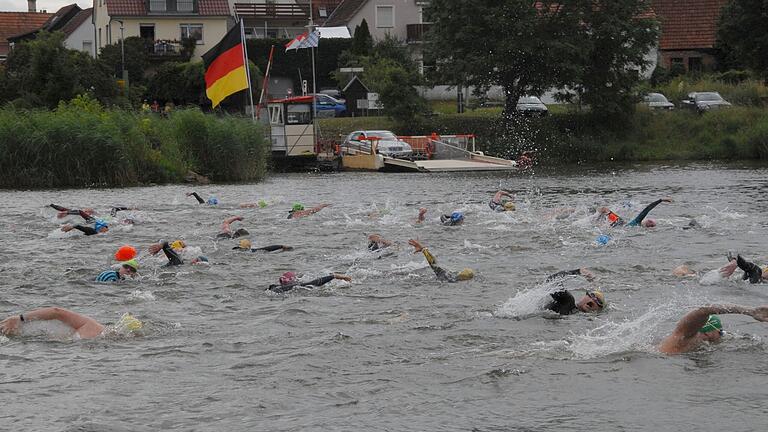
(2, 162, 768, 431)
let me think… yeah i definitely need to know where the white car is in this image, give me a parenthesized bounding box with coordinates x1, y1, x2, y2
(643, 93, 675, 110)
(343, 130, 414, 159)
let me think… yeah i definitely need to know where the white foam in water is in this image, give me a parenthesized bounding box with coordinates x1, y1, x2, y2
(0, 335, 9, 344)
(463, 239, 489, 250)
(494, 280, 570, 319)
(567, 305, 680, 359)
(129, 289, 156, 301)
(20, 320, 76, 339)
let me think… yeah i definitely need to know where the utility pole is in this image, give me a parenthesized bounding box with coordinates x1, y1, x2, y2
(117, 20, 129, 98)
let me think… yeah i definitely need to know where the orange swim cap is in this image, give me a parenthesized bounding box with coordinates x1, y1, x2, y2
(115, 245, 137, 261)
(608, 213, 619, 223)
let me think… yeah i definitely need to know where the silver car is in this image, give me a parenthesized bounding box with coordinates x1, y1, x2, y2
(343, 130, 414, 159)
(643, 93, 675, 110)
(516, 96, 548, 117)
(681, 92, 732, 113)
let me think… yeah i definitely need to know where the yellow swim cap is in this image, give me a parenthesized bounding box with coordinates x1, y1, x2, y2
(503, 202, 516, 211)
(170, 240, 185, 250)
(117, 313, 143, 331)
(238, 239, 252, 249)
(457, 268, 475, 281)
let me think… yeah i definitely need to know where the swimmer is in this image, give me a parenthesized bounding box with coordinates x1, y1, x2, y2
(0, 307, 105, 339)
(408, 239, 474, 282)
(416, 207, 427, 224)
(109, 206, 136, 217)
(719, 253, 767, 284)
(672, 264, 698, 277)
(489, 190, 516, 212)
(217, 216, 250, 239)
(544, 268, 605, 315)
(96, 259, 138, 282)
(367, 234, 393, 252)
(239, 199, 268, 209)
(187, 191, 218, 205)
(233, 239, 293, 253)
(598, 197, 672, 228)
(659, 304, 768, 354)
(440, 211, 464, 226)
(267, 271, 351, 293)
(288, 203, 330, 219)
(148, 241, 184, 266)
(61, 219, 109, 235)
(49, 204, 95, 222)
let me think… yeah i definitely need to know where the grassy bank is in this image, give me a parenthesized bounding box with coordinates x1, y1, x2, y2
(0, 98, 268, 189)
(319, 107, 768, 163)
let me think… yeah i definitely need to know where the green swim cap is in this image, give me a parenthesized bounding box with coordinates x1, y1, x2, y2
(699, 315, 722, 333)
(258, 199, 268, 208)
(292, 203, 304, 212)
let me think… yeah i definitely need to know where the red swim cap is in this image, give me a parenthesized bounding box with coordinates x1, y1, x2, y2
(115, 245, 137, 261)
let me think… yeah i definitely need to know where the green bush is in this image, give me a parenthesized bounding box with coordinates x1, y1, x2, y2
(0, 97, 268, 189)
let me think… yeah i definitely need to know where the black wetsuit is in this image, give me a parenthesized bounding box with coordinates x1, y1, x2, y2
(216, 228, 250, 239)
(51, 204, 95, 223)
(111, 206, 129, 217)
(736, 255, 763, 284)
(233, 245, 287, 252)
(420, 248, 459, 282)
(602, 199, 664, 227)
(267, 275, 335, 293)
(544, 269, 582, 315)
(72, 225, 98, 235)
(189, 192, 205, 204)
(156, 241, 183, 266)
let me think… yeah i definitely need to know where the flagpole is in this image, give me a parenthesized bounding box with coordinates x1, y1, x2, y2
(256, 44, 275, 120)
(309, 0, 318, 139)
(239, 19, 256, 122)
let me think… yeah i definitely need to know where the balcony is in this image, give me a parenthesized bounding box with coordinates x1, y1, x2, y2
(406, 23, 432, 44)
(148, 40, 184, 58)
(234, 2, 310, 18)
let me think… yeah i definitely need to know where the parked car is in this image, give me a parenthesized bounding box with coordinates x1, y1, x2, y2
(643, 92, 675, 110)
(515, 96, 548, 117)
(314, 94, 347, 118)
(681, 92, 732, 113)
(319, 88, 344, 102)
(343, 130, 414, 159)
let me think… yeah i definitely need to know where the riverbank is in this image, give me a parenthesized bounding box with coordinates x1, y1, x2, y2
(0, 99, 268, 189)
(319, 106, 768, 162)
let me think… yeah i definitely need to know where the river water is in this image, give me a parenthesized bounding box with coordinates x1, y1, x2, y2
(1, 163, 768, 431)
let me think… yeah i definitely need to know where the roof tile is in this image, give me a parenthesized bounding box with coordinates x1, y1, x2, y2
(652, 0, 728, 50)
(0, 12, 52, 56)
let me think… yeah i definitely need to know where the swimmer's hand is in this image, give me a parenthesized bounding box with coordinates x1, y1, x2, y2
(148, 243, 163, 255)
(661, 197, 673, 203)
(417, 208, 427, 223)
(61, 224, 74, 232)
(0, 315, 21, 336)
(719, 260, 738, 278)
(748, 306, 768, 322)
(333, 274, 352, 282)
(408, 239, 424, 253)
(579, 268, 595, 282)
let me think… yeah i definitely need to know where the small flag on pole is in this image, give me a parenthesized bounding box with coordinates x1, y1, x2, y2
(202, 23, 249, 108)
(285, 30, 320, 52)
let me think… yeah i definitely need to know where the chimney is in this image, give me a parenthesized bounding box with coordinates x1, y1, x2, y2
(28, 0, 36, 12)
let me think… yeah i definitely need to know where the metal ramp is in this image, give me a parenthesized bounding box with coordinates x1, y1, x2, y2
(382, 154, 516, 172)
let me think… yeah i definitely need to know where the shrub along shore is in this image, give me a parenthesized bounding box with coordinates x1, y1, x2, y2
(319, 106, 768, 163)
(0, 97, 268, 189)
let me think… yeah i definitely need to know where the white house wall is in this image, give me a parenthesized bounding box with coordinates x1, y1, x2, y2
(65, 18, 96, 57)
(346, 0, 422, 42)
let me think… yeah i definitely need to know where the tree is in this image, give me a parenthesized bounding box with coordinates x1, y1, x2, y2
(426, 1, 584, 117)
(98, 37, 152, 86)
(351, 18, 373, 56)
(571, 0, 658, 118)
(717, 0, 768, 77)
(0, 31, 117, 108)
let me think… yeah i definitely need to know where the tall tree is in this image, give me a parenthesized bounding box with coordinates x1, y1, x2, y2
(717, 0, 768, 77)
(425, 0, 583, 116)
(351, 18, 374, 56)
(571, 0, 658, 118)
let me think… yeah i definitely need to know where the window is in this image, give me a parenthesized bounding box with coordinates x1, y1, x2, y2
(98, 28, 102, 47)
(286, 104, 311, 124)
(82, 40, 92, 54)
(319, 7, 327, 18)
(688, 57, 703, 72)
(180, 24, 203, 44)
(177, 0, 194, 12)
(376, 5, 394, 28)
(140, 24, 155, 40)
(670, 57, 683, 65)
(149, 0, 166, 12)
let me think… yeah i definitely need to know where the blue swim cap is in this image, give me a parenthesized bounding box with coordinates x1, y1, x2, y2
(451, 211, 464, 223)
(94, 219, 108, 232)
(207, 197, 219, 205)
(596, 234, 611, 245)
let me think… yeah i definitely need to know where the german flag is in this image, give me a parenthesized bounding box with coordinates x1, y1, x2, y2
(203, 23, 248, 108)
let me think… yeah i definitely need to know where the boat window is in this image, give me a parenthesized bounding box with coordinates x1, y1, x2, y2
(286, 104, 311, 124)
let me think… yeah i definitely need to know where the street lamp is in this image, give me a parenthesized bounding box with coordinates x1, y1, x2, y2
(116, 20, 128, 96)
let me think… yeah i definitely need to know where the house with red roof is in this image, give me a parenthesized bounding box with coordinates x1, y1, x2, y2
(7, 4, 96, 58)
(233, 1, 342, 39)
(652, 0, 729, 72)
(93, 0, 234, 60)
(0, 0, 51, 61)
